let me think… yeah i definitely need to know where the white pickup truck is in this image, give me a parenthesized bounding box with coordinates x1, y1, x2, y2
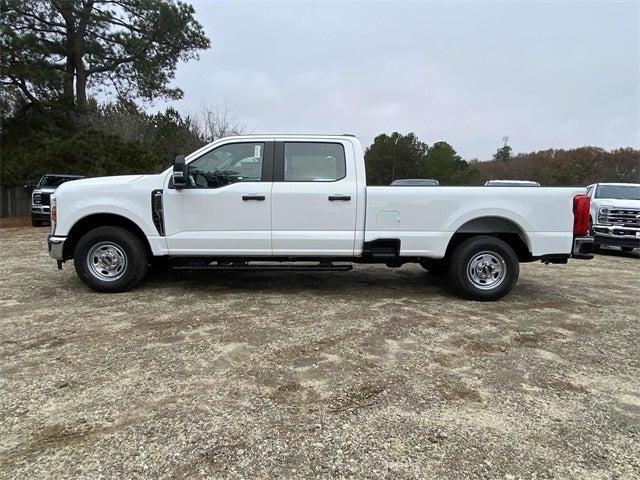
(48, 135, 593, 300)
(586, 183, 640, 252)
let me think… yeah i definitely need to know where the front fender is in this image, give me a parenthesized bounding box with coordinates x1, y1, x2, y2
(57, 204, 156, 237)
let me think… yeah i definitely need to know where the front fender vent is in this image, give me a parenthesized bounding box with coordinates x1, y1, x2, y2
(151, 189, 165, 236)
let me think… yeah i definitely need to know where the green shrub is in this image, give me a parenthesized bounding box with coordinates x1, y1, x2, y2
(1, 103, 203, 184)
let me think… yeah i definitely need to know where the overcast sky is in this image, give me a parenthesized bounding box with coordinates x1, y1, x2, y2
(158, 1, 639, 159)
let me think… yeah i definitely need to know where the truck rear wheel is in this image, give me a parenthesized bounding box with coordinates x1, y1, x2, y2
(448, 236, 519, 301)
(74, 226, 148, 293)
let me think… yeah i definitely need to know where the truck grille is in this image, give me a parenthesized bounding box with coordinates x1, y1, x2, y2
(33, 192, 50, 205)
(602, 208, 640, 228)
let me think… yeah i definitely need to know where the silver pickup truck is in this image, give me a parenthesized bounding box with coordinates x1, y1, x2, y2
(586, 183, 640, 252)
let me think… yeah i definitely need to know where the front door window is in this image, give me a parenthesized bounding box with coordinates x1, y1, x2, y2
(188, 142, 264, 188)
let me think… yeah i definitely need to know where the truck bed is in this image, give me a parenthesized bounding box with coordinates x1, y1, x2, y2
(364, 186, 585, 258)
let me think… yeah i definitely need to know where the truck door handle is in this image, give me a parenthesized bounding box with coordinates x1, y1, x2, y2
(328, 195, 351, 201)
(242, 195, 265, 201)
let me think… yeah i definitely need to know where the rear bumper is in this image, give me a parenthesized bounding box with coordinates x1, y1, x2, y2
(572, 236, 594, 259)
(48, 235, 66, 261)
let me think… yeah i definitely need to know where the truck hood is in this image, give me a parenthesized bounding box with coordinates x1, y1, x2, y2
(54, 175, 147, 194)
(54, 174, 165, 200)
(593, 198, 640, 209)
(65, 175, 145, 187)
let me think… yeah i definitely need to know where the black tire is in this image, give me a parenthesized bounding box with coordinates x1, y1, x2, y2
(74, 226, 148, 293)
(31, 219, 41, 227)
(591, 243, 600, 253)
(419, 259, 449, 277)
(621, 247, 634, 252)
(448, 236, 519, 301)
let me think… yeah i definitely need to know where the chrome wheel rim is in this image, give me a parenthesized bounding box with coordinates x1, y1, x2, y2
(466, 251, 506, 290)
(87, 242, 127, 281)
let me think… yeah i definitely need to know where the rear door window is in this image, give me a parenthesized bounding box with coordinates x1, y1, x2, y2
(283, 143, 346, 182)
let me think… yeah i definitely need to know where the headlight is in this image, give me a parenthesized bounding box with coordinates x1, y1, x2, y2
(32, 192, 42, 204)
(597, 205, 612, 225)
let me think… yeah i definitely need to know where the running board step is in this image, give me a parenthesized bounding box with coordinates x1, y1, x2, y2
(171, 262, 353, 272)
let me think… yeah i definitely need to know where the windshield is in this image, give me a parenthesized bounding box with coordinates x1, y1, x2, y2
(39, 176, 80, 188)
(595, 185, 640, 200)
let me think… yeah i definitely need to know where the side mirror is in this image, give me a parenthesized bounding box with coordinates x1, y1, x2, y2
(173, 155, 187, 188)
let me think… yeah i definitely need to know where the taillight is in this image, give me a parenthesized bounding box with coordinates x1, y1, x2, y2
(573, 194, 590, 236)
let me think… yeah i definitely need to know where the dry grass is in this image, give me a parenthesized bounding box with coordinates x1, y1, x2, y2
(1, 227, 639, 479)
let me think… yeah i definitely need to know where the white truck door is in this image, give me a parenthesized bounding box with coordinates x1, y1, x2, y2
(271, 140, 358, 256)
(163, 141, 274, 256)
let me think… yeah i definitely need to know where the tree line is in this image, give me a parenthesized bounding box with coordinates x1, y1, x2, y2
(365, 132, 639, 187)
(3, 104, 637, 187)
(0, 100, 247, 184)
(365, 133, 473, 186)
(1, 1, 637, 187)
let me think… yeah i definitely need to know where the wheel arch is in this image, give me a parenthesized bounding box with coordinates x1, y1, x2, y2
(62, 213, 152, 260)
(445, 216, 533, 262)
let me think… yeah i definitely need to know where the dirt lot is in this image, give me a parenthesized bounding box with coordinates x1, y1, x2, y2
(0, 226, 638, 479)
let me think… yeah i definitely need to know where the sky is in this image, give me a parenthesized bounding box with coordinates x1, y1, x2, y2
(157, 0, 639, 160)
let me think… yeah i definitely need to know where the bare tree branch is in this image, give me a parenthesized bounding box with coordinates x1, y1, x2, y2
(198, 102, 247, 142)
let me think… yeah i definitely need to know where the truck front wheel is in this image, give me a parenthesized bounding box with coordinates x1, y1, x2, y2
(448, 236, 519, 301)
(74, 226, 148, 293)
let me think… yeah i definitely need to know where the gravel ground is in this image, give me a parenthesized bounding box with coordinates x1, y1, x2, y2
(0, 226, 639, 479)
